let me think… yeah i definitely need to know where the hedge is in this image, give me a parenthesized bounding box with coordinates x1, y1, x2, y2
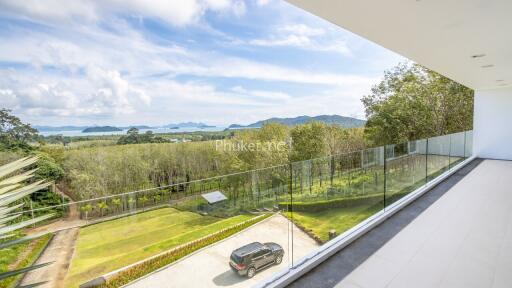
(96, 213, 272, 288)
(278, 190, 411, 212)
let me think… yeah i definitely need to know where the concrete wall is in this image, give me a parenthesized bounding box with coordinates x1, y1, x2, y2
(474, 86, 512, 160)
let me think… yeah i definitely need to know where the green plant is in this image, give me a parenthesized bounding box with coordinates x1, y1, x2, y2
(138, 196, 148, 210)
(96, 202, 108, 217)
(111, 198, 121, 213)
(80, 204, 93, 220)
(153, 194, 161, 204)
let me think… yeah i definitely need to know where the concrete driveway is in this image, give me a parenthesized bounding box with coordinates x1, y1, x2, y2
(126, 214, 319, 288)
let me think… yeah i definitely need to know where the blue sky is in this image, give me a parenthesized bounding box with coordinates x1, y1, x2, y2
(0, 0, 405, 126)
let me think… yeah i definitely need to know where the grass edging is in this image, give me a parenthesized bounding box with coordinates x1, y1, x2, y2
(8, 233, 54, 288)
(282, 213, 324, 245)
(83, 213, 272, 288)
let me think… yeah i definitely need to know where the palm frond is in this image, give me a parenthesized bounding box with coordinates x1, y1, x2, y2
(0, 203, 23, 216)
(0, 181, 51, 206)
(0, 232, 50, 249)
(0, 184, 21, 195)
(0, 157, 37, 180)
(18, 281, 49, 288)
(0, 214, 20, 225)
(0, 214, 54, 236)
(0, 169, 38, 187)
(0, 262, 53, 280)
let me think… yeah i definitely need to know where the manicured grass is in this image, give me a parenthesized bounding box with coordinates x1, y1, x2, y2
(65, 208, 255, 287)
(285, 156, 461, 243)
(285, 204, 381, 243)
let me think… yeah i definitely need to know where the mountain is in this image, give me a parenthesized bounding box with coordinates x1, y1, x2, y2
(164, 122, 215, 128)
(82, 126, 123, 133)
(228, 115, 366, 129)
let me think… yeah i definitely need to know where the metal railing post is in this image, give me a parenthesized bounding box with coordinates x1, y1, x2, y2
(383, 146, 387, 210)
(425, 138, 429, 183)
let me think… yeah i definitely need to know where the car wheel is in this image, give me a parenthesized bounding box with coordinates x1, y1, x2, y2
(275, 255, 283, 265)
(247, 267, 256, 278)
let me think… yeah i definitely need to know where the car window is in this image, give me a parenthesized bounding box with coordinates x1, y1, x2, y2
(230, 253, 243, 263)
(254, 249, 270, 257)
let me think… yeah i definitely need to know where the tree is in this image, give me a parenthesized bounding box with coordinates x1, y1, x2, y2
(112, 198, 122, 213)
(0, 109, 38, 150)
(117, 129, 168, 145)
(80, 204, 92, 220)
(96, 201, 108, 217)
(362, 63, 473, 146)
(153, 194, 161, 204)
(230, 123, 290, 169)
(138, 195, 148, 210)
(289, 122, 327, 161)
(33, 152, 64, 181)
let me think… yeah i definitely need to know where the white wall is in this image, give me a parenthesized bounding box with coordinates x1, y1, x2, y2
(474, 86, 512, 160)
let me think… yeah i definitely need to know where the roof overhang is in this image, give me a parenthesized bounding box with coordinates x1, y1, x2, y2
(286, 0, 512, 90)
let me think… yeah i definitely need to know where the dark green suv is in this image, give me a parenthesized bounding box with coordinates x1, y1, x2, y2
(229, 242, 284, 278)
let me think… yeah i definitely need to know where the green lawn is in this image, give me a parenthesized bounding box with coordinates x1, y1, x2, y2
(286, 204, 381, 243)
(285, 156, 460, 243)
(65, 208, 255, 287)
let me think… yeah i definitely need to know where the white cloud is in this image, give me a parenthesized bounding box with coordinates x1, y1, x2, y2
(256, 0, 271, 6)
(0, 0, 400, 126)
(86, 66, 151, 113)
(0, 66, 150, 118)
(280, 24, 324, 37)
(0, 0, 246, 27)
(247, 23, 352, 56)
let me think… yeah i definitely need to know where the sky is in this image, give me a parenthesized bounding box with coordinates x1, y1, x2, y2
(0, 0, 405, 127)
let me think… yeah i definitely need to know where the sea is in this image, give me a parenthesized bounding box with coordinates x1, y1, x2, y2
(38, 126, 226, 137)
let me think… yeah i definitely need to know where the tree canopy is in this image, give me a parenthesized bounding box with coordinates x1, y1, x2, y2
(117, 128, 168, 145)
(0, 109, 38, 150)
(362, 63, 473, 146)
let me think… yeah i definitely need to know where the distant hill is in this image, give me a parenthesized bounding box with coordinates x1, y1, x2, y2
(82, 126, 123, 133)
(164, 122, 215, 128)
(228, 115, 366, 129)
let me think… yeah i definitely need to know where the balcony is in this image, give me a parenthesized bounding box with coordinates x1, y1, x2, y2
(286, 158, 512, 288)
(1, 130, 475, 288)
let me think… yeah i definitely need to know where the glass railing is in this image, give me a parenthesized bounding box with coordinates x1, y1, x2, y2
(1, 130, 473, 288)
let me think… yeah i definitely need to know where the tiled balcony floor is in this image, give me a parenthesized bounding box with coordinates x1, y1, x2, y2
(289, 159, 512, 288)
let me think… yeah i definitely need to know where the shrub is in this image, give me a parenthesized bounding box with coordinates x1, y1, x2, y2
(278, 194, 385, 212)
(279, 181, 421, 213)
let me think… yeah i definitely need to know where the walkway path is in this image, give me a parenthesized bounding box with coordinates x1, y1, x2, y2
(20, 227, 80, 288)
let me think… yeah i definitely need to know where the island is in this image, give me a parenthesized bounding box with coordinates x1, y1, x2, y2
(82, 126, 123, 133)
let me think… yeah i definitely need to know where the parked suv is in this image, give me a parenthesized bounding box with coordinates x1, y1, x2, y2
(229, 242, 284, 278)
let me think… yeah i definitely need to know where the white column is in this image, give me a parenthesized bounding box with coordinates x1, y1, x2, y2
(473, 86, 512, 160)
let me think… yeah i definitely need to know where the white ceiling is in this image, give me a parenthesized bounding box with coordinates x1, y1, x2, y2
(286, 0, 512, 90)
